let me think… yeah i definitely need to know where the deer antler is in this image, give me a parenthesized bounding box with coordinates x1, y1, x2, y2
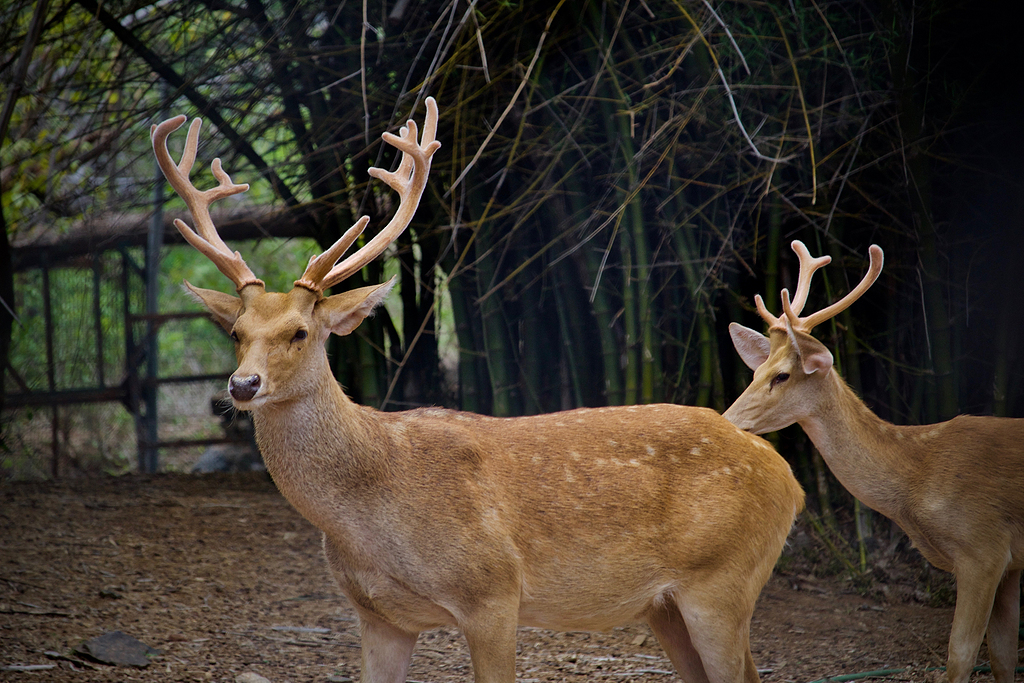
(151, 116, 264, 292)
(294, 97, 441, 295)
(755, 240, 832, 330)
(775, 242, 883, 333)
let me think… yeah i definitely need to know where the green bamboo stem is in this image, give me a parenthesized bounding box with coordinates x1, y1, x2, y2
(473, 204, 521, 417)
(581, 244, 626, 406)
(603, 93, 656, 405)
(764, 201, 782, 318)
(813, 448, 839, 533)
(620, 236, 639, 406)
(552, 271, 586, 408)
(447, 257, 489, 414)
(519, 272, 545, 415)
(670, 224, 714, 408)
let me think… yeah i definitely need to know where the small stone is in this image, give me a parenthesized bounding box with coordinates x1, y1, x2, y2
(236, 673, 272, 683)
(76, 631, 161, 667)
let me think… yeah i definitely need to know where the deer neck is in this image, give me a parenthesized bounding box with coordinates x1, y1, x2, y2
(247, 360, 394, 522)
(798, 371, 920, 521)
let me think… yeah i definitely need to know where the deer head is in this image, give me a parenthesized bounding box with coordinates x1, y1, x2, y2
(151, 98, 441, 408)
(723, 240, 883, 433)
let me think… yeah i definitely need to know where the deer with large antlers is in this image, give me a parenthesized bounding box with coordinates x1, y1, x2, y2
(724, 241, 1023, 683)
(151, 98, 804, 683)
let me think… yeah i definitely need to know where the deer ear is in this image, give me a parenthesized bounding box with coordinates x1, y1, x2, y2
(729, 323, 771, 370)
(319, 276, 396, 337)
(788, 327, 834, 375)
(185, 281, 242, 332)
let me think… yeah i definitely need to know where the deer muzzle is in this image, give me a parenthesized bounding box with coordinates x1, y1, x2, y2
(229, 374, 262, 402)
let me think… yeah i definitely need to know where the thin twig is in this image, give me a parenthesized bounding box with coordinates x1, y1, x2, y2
(360, 0, 370, 148)
(569, 0, 632, 142)
(0, 575, 48, 590)
(808, 0, 863, 109)
(448, 0, 568, 194)
(701, 0, 749, 75)
(3, 665, 56, 672)
(644, 34, 700, 90)
(824, 108, 874, 233)
(773, 10, 818, 204)
(672, 0, 797, 164)
(473, 10, 490, 83)
(0, 295, 22, 325)
(916, 266, 932, 361)
(416, 0, 475, 108)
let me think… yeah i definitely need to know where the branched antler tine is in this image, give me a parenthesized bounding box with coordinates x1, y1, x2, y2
(178, 118, 200, 175)
(151, 115, 261, 291)
(754, 294, 782, 329)
(152, 115, 189, 191)
(209, 158, 248, 203)
(395, 121, 417, 178)
(788, 240, 832, 316)
(780, 288, 798, 329)
(791, 245, 884, 332)
(798, 244, 883, 331)
(179, 119, 245, 255)
(422, 96, 439, 145)
(316, 97, 441, 291)
(294, 217, 370, 292)
(172, 217, 245, 271)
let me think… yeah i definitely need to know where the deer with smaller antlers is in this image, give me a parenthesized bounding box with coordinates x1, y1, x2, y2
(151, 98, 804, 683)
(724, 240, 1023, 683)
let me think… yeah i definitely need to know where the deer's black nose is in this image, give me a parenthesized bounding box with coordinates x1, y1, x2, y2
(229, 374, 261, 402)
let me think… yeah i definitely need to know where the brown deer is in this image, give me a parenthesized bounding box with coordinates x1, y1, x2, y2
(723, 240, 1023, 683)
(151, 98, 804, 683)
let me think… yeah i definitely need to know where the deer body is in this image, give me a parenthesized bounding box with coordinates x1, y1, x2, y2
(152, 100, 804, 683)
(257, 395, 801, 636)
(724, 242, 1023, 683)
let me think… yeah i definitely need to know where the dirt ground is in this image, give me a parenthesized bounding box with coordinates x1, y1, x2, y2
(0, 473, 1018, 683)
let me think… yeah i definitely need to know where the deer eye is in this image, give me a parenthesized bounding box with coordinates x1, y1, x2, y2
(770, 372, 790, 389)
(292, 329, 308, 342)
(230, 330, 240, 342)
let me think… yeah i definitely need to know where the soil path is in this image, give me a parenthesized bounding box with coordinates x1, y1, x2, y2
(0, 474, 1012, 682)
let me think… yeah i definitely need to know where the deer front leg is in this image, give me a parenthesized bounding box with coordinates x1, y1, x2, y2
(358, 610, 418, 683)
(986, 568, 1021, 683)
(322, 537, 418, 683)
(946, 559, 1008, 683)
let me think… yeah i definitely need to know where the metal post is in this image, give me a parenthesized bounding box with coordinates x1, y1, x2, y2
(93, 255, 105, 388)
(123, 248, 143, 473)
(142, 139, 165, 474)
(41, 264, 59, 478)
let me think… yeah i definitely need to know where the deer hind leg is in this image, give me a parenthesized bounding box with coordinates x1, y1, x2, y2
(986, 568, 1021, 683)
(647, 599, 710, 683)
(662, 590, 760, 683)
(946, 557, 1010, 683)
